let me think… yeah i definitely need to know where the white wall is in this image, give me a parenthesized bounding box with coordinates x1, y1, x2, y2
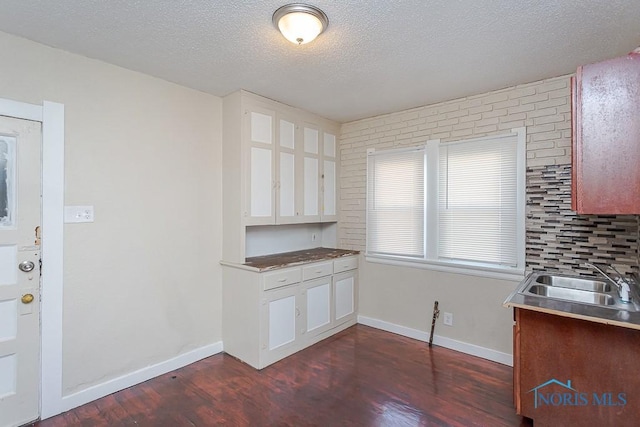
(340, 76, 573, 357)
(245, 223, 336, 258)
(359, 260, 517, 355)
(0, 31, 223, 394)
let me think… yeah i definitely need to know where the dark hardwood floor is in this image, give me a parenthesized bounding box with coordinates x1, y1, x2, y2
(34, 325, 532, 426)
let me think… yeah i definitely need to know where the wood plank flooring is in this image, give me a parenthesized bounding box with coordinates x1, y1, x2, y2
(33, 325, 532, 426)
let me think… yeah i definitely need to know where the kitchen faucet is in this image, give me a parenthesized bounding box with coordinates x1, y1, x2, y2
(585, 262, 632, 303)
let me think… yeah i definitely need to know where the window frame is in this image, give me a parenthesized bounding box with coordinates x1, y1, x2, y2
(365, 128, 526, 281)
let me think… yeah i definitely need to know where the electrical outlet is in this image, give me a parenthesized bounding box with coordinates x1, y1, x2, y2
(443, 312, 453, 326)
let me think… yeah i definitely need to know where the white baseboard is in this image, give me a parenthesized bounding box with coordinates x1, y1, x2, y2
(357, 316, 513, 366)
(52, 319, 511, 417)
(58, 341, 224, 415)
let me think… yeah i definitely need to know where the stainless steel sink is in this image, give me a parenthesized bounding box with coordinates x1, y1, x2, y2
(534, 274, 611, 293)
(527, 284, 615, 306)
(518, 272, 640, 312)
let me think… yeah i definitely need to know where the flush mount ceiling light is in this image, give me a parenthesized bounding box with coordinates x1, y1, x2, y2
(273, 4, 328, 45)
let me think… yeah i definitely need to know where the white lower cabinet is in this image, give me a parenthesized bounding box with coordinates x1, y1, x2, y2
(302, 277, 332, 339)
(265, 286, 298, 351)
(261, 284, 301, 367)
(222, 255, 358, 369)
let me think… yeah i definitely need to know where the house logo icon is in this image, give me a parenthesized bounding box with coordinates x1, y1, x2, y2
(528, 379, 576, 409)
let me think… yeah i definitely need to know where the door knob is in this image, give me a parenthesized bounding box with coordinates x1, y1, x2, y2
(19, 261, 35, 272)
(21, 294, 34, 304)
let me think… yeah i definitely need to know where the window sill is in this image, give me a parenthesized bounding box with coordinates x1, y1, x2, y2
(365, 254, 525, 282)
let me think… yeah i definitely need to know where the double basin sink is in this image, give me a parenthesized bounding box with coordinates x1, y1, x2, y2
(519, 272, 640, 312)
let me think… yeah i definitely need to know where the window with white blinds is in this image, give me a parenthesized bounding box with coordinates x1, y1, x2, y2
(366, 128, 525, 275)
(438, 135, 519, 267)
(366, 147, 425, 258)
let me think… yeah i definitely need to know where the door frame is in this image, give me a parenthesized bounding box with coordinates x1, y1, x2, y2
(0, 97, 65, 419)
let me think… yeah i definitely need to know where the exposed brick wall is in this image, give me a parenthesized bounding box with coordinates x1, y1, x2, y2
(338, 75, 640, 273)
(339, 75, 573, 251)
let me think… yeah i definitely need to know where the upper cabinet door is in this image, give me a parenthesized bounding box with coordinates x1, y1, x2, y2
(277, 116, 299, 223)
(302, 125, 321, 222)
(322, 132, 338, 222)
(246, 108, 276, 224)
(573, 52, 640, 214)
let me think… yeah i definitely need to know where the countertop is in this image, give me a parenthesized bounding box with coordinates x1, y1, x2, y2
(504, 271, 640, 331)
(222, 247, 360, 272)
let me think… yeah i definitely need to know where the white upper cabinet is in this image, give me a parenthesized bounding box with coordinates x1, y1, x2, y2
(322, 132, 337, 221)
(222, 90, 340, 261)
(246, 108, 335, 226)
(246, 108, 276, 224)
(277, 117, 297, 222)
(303, 127, 319, 154)
(302, 124, 339, 223)
(250, 146, 273, 217)
(251, 111, 273, 145)
(302, 125, 320, 222)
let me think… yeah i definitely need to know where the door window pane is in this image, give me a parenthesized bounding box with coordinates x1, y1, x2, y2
(0, 137, 16, 227)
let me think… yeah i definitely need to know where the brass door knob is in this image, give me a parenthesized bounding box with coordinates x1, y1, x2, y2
(21, 294, 34, 304)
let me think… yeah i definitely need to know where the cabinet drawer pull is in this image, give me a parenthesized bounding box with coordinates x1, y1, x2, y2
(278, 278, 288, 283)
(315, 270, 323, 273)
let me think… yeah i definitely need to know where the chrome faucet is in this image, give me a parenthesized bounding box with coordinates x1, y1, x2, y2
(585, 262, 632, 303)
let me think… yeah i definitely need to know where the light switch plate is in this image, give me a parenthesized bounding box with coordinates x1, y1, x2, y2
(64, 205, 95, 223)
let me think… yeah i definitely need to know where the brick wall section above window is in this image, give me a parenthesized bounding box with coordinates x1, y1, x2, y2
(339, 76, 573, 251)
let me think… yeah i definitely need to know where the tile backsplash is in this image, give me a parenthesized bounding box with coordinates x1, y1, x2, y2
(527, 164, 639, 276)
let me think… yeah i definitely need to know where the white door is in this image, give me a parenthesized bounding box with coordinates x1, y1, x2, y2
(0, 116, 41, 427)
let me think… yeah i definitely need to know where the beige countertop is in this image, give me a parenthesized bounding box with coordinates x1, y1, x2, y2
(221, 247, 360, 272)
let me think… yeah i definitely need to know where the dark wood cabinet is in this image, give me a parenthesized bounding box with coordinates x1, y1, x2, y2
(513, 308, 640, 426)
(572, 50, 640, 214)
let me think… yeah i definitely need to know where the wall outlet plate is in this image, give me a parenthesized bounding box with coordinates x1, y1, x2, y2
(64, 205, 94, 223)
(443, 312, 453, 326)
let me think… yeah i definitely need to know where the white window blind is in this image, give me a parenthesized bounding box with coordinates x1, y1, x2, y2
(367, 148, 425, 258)
(438, 135, 518, 267)
(365, 128, 525, 276)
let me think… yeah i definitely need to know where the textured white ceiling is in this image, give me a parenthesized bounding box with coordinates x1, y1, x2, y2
(0, 0, 639, 122)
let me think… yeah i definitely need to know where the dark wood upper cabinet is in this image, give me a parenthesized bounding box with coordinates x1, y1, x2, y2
(572, 50, 640, 214)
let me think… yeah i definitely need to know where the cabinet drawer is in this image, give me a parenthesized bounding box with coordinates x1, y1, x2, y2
(302, 261, 333, 281)
(263, 268, 302, 291)
(333, 256, 358, 273)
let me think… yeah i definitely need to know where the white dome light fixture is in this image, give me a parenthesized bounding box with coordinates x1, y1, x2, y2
(273, 4, 328, 45)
